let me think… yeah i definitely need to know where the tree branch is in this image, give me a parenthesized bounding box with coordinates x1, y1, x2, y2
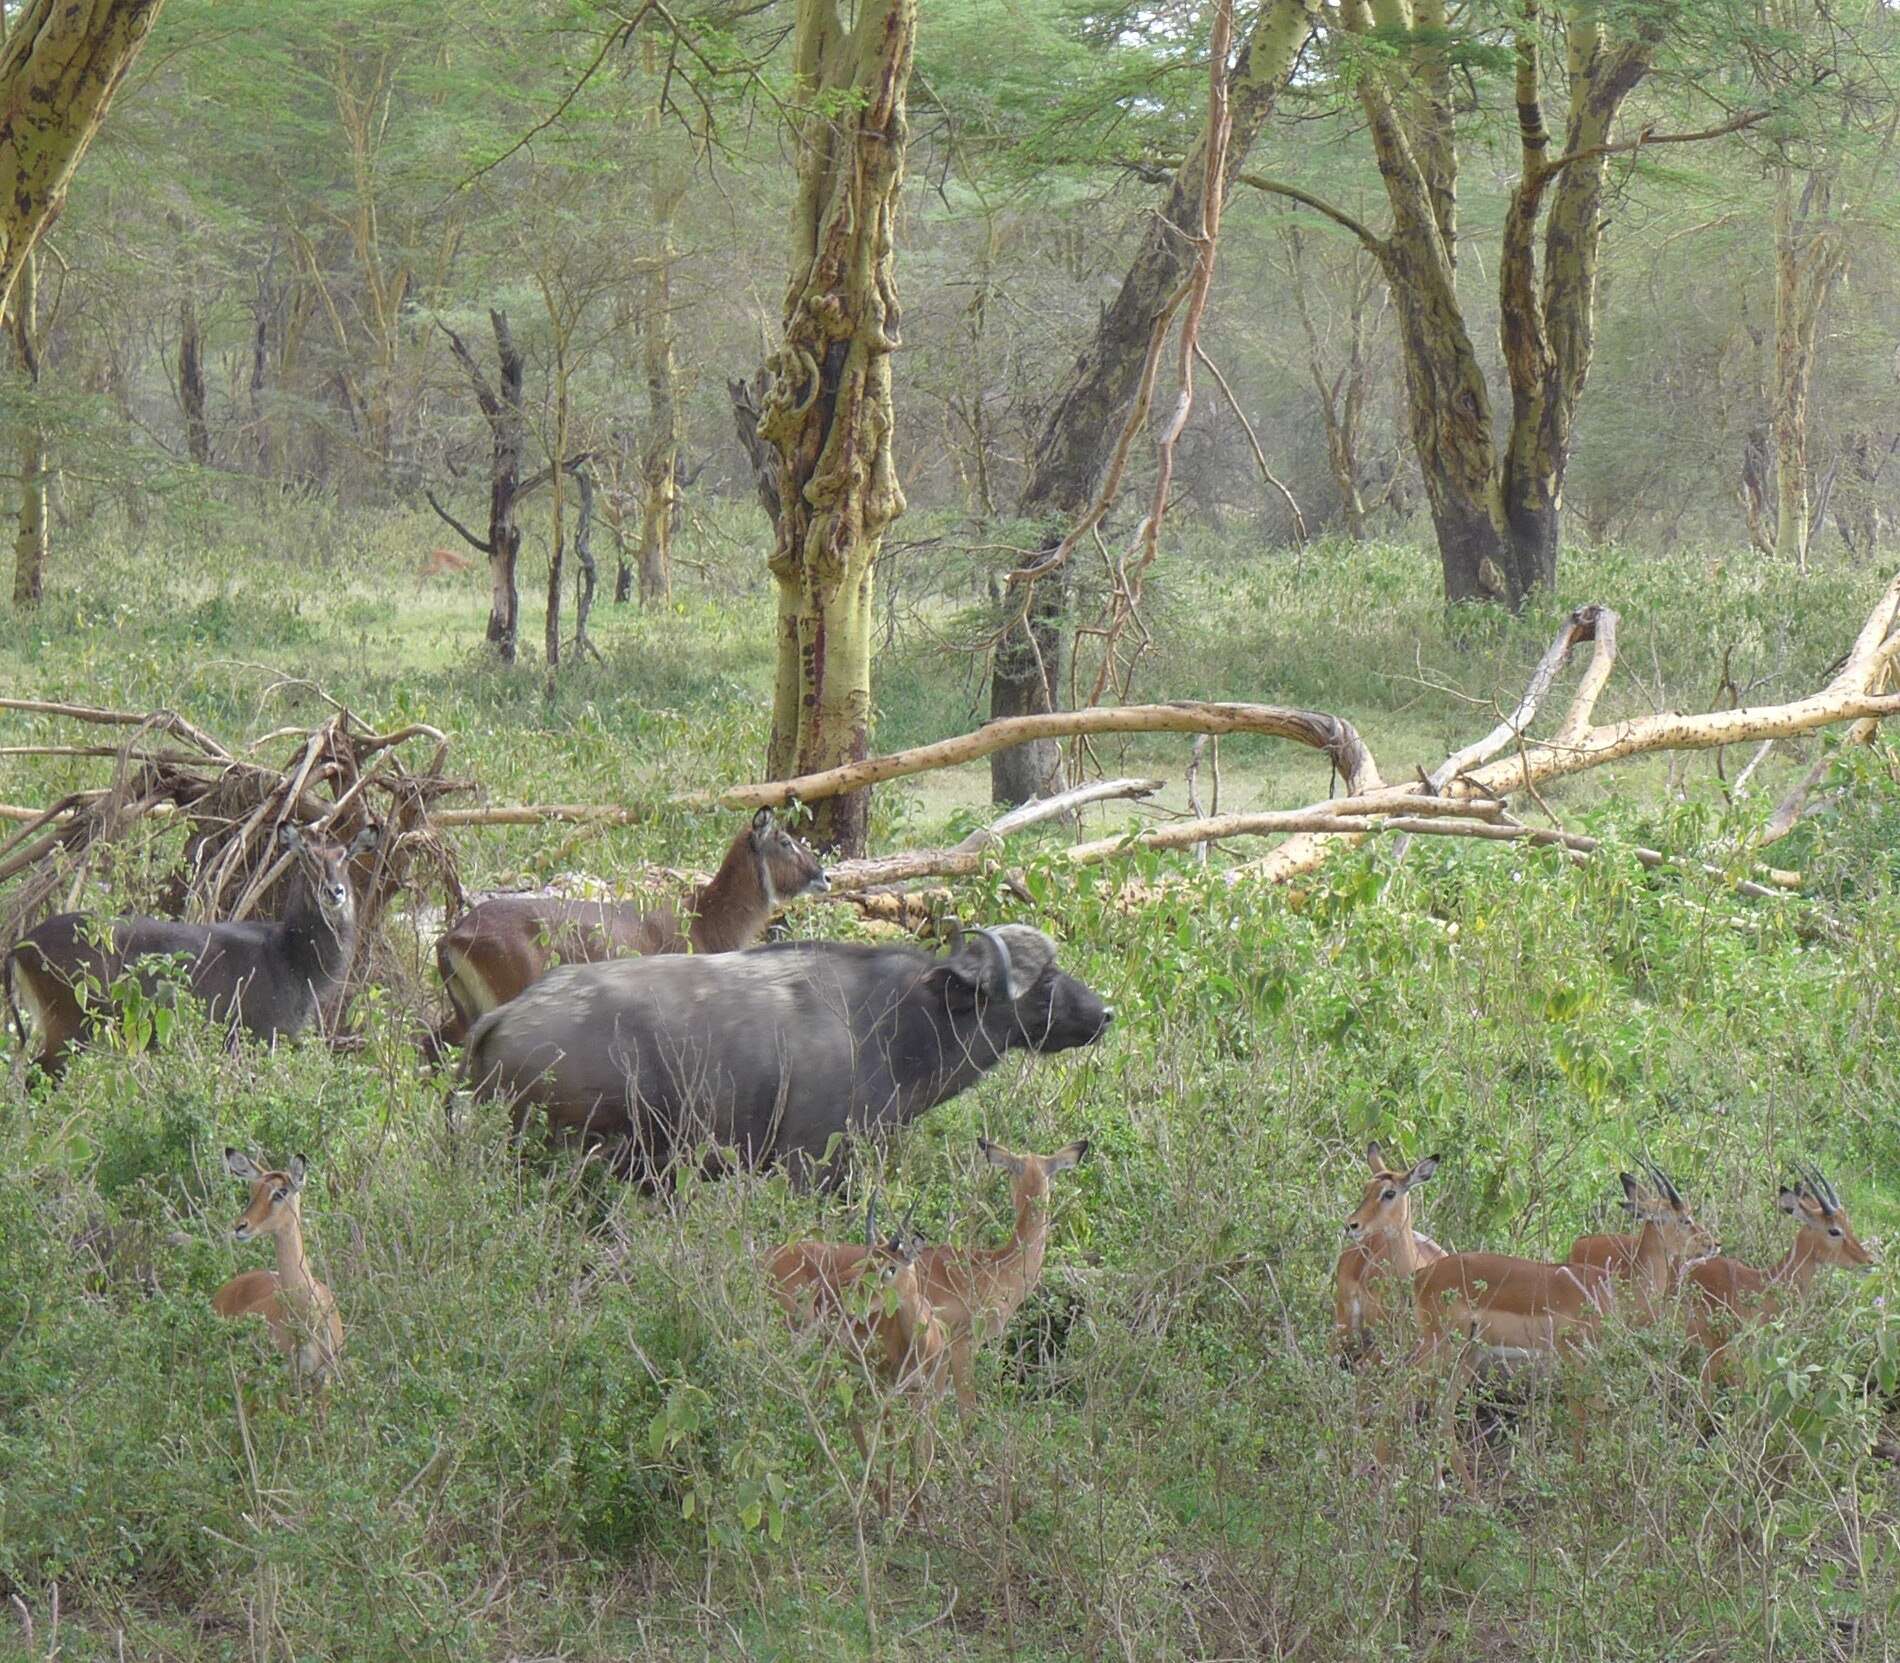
(1236, 174, 1385, 252)
(1532, 109, 1769, 187)
(424, 490, 494, 556)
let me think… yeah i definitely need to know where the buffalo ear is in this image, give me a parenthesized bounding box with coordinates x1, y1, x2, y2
(225, 1148, 263, 1181)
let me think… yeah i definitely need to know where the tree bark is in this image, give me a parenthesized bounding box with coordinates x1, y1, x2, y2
(11, 250, 45, 607)
(179, 291, 211, 467)
(436, 311, 525, 663)
(1772, 166, 1846, 572)
(638, 178, 684, 607)
(755, 0, 916, 855)
(0, 0, 165, 323)
(989, 0, 1320, 802)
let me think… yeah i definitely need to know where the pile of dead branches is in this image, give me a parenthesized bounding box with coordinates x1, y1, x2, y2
(0, 698, 471, 1020)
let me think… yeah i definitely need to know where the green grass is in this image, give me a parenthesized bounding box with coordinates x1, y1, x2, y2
(5, 503, 1900, 1658)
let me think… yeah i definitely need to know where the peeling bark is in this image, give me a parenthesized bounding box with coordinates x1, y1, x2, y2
(755, 0, 916, 855)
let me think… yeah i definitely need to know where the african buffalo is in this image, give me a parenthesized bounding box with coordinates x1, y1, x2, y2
(460, 924, 1112, 1183)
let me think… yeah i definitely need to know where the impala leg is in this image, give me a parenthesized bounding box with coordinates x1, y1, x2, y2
(949, 1336, 976, 1413)
(1440, 1346, 1480, 1499)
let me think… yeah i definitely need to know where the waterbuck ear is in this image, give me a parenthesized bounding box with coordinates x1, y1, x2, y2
(751, 807, 776, 840)
(287, 1155, 308, 1192)
(1404, 1155, 1440, 1188)
(277, 823, 304, 854)
(225, 1148, 263, 1181)
(348, 824, 381, 857)
(1364, 1141, 1387, 1174)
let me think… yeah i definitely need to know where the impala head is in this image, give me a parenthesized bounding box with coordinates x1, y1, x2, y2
(1779, 1165, 1875, 1269)
(224, 1148, 308, 1242)
(1343, 1142, 1439, 1244)
(749, 807, 828, 904)
(1620, 1159, 1717, 1259)
(978, 1136, 1090, 1208)
(280, 822, 381, 923)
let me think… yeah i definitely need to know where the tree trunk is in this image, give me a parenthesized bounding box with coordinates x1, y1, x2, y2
(179, 291, 211, 467)
(1772, 166, 1846, 572)
(571, 464, 599, 657)
(11, 249, 45, 607)
(756, 0, 915, 854)
(438, 310, 525, 663)
(991, 0, 1319, 802)
(0, 0, 165, 322)
(638, 179, 683, 608)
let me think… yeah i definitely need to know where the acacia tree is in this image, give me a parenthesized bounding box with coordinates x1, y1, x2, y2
(756, 0, 916, 854)
(990, 0, 1319, 803)
(1, 0, 166, 606)
(638, 165, 685, 607)
(431, 311, 526, 661)
(1250, 0, 1766, 606)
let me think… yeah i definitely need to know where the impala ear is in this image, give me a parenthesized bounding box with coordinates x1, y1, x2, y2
(224, 1148, 263, 1181)
(1404, 1155, 1439, 1189)
(1365, 1141, 1387, 1173)
(287, 1155, 308, 1192)
(1777, 1185, 1803, 1215)
(979, 1137, 1024, 1175)
(1046, 1140, 1089, 1173)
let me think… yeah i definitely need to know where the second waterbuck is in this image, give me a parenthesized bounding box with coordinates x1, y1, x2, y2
(5, 822, 379, 1076)
(430, 807, 827, 1051)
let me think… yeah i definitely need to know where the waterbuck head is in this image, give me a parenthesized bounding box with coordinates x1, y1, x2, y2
(280, 822, 381, 928)
(748, 807, 828, 906)
(1342, 1142, 1439, 1245)
(935, 925, 1112, 1056)
(224, 1147, 308, 1243)
(1778, 1165, 1876, 1269)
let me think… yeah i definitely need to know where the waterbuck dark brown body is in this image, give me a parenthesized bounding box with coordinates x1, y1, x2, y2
(461, 924, 1112, 1185)
(4, 823, 379, 1076)
(430, 807, 826, 1052)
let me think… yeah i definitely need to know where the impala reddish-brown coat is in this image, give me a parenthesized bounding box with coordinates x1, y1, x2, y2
(1334, 1142, 1443, 1363)
(212, 1149, 344, 1386)
(1683, 1167, 1875, 1390)
(1565, 1161, 1718, 1326)
(903, 1138, 1090, 1410)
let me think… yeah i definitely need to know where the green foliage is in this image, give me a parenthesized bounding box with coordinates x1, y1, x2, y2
(8, 519, 1900, 1655)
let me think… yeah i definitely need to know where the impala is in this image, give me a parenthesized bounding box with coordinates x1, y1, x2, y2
(768, 1196, 947, 1512)
(1683, 1166, 1875, 1392)
(212, 1149, 344, 1387)
(1411, 1236, 1616, 1497)
(1566, 1161, 1718, 1325)
(1335, 1142, 1443, 1363)
(905, 1138, 1090, 1410)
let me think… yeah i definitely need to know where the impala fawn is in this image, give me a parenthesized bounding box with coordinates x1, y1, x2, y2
(212, 1149, 344, 1387)
(768, 1196, 947, 1512)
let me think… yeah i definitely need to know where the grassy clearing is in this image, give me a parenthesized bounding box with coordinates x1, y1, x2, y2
(4, 507, 1900, 1658)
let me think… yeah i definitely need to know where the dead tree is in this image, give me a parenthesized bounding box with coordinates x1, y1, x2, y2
(429, 311, 526, 663)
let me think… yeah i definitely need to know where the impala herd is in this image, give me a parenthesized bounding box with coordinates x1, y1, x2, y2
(0, 808, 1885, 1508)
(1337, 1143, 1878, 1494)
